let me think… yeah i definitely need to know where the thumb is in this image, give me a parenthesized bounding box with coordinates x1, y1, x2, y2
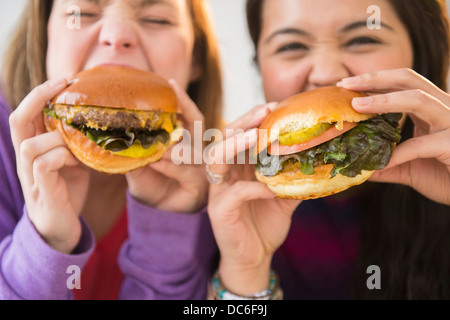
(168, 79, 205, 129)
(211, 181, 276, 214)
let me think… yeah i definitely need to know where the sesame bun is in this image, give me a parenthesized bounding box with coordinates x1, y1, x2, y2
(255, 86, 374, 200)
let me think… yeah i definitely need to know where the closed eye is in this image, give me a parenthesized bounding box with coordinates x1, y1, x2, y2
(79, 12, 99, 18)
(276, 42, 309, 53)
(345, 37, 381, 47)
(140, 18, 172, 25)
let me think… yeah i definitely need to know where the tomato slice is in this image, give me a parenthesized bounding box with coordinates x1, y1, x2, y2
(268, 122, 358, 155)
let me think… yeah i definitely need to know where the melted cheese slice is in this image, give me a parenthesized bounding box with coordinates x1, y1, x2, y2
(112, 141, 162, 159)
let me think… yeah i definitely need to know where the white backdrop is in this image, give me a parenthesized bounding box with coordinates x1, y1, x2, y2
(1, 0, 449, 122)
(0, 0, 263, 122)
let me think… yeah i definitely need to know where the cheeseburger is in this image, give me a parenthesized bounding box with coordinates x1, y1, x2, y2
(255, 86, 401, 200)
(44, 65, 183, 174)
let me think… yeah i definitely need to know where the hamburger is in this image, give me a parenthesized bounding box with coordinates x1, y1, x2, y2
(255, 86, 402, 200)
(44, 65, 183, 174)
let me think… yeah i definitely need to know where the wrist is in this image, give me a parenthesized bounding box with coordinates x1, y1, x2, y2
(218, 259, 272, 296)
(212, 268, 283, 300)
(39, 223, 82, 254)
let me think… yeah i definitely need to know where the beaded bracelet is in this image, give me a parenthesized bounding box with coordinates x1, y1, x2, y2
(212, 270, 283, 300)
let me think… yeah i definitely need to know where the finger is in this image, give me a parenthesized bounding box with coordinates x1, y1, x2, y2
(33, 146, 80, 192)
(210, 181, 276, 214)
(351, 90, 450, 131)
(9, 77, 69, 158)
(224, 102, 278, 137)
(168, 79, 205, 132)
(384, 129, 450, 170)
(19, 131, 67, 188)
(206, 128, 258, 175)
(275, 197, 302, 216)
(338, 68, 449, 103)
(150, 158, 205, 182)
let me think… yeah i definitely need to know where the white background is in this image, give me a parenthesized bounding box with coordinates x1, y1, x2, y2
(1, 1, 449, 122)
(0, 0, 263, 122)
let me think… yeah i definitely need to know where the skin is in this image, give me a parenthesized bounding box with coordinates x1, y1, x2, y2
(9, 0, 207, 253)
(208, 0, 450, 296)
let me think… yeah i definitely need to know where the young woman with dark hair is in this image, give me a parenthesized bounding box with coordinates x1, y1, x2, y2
(207, 0, 450, 299)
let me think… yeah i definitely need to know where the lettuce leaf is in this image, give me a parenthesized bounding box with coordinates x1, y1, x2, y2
(81, 127, 169, 152)
(43, 108, 170, 152)
(256, 113, 402, 178)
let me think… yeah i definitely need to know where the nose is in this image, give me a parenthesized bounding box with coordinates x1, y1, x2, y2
(98, 19, 138, 51)
(306, 50, 351, 89)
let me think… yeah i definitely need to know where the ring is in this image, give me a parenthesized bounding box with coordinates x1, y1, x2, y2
(206, 164, 229, 184)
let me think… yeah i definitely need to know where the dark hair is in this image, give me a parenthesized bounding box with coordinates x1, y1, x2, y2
(1, 0, 223, 130)
(246, 0, 450, 299)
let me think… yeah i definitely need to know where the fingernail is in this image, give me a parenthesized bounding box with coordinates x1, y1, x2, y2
(255, 107, 270, 120)
(353, 96, 372, 107)
(336, 81, 343, 87)
(266, 102, 278, 111)
(48, 77, 67, 87)
(342, 76, 360, 86)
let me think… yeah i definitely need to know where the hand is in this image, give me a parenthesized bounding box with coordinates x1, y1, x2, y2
(126, 80, 208, 213)
(207, 103, 301, 296)
(340, 68, 450, 205)
(9, 77, 90, 254)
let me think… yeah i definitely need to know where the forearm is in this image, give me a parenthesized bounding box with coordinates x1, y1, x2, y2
(117, 192, 217, 300)
(0, 207, 94, 300)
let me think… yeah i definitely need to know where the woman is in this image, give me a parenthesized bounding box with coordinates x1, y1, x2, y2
(207, 0, 450, 299)
(0, 0, 222, 299)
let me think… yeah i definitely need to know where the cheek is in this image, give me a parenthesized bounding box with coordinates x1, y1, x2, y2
(142, 32, 194, 88)
(46, 22, 90, 79)
(343, 49, 414, 77)
(260, 60, 309, 102)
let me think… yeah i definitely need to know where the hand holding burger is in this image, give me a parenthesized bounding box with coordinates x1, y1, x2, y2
(44, 66, 209, 213)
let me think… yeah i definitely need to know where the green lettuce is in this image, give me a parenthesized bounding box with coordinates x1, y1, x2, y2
(80, 127, 169, 152)
(43, 108, 169, 152)
(256, 113, 402, 178)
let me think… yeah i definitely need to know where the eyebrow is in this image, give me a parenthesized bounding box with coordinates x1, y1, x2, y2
(264, 20, 395, 44)
(264, 28, 311, 44)
(138, 0, 170, 8)
(339, 20, 394, 33)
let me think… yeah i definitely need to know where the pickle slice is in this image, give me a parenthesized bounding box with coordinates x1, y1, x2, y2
(279, 123, 331, 146)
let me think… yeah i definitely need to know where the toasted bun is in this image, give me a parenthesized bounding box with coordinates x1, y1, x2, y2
(255, 166, 373, 200)
(45, 116, 180, 174)
(51, 65, 178, 113)
(257, 86, 373, 153)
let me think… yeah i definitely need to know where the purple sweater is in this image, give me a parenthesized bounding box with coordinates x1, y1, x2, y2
(0, 94, 217, 300)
